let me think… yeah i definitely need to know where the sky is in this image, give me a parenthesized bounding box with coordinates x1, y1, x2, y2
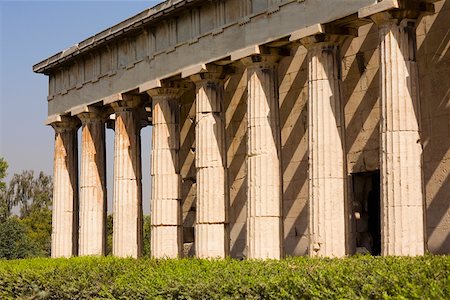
(0, 1, 164, 214)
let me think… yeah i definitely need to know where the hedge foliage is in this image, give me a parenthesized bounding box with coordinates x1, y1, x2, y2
(0, 255, 449, 299)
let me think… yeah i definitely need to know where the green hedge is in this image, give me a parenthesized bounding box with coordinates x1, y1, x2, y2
(0, 255, 449, 299)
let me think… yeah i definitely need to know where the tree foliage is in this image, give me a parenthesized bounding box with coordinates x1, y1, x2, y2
(0, 217, 40, 259)
(19, 209, 52, 257)
(143, 215, 151, 257)
(106, 214, 113, 255)
(0, 157, 53, 259)
(6, 170, 52, 218)
(0, 158, 9, 221)
(0, 157, 7, 190)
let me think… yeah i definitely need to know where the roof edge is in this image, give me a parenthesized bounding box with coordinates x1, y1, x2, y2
(33, 0, 200, 74)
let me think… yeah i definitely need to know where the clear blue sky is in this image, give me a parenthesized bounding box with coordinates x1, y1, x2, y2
(0, 1, 164, 214)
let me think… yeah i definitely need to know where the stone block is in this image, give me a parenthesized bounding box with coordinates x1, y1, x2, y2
(152, 199, 181, 226)
(151, 150, 178, 175)
(151, 174, 180, 199)
(151, 226, 182, 258)
(247, 216, 281, 259)
(195, 223, 228, 258)
(196, 168, 226, 223)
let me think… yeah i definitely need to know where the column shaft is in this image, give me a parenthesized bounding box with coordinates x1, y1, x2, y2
(112, 103, 143, 258)
(51, 118, 79, 258)
(245, 57, 282, 259)
(150, 90, 182, 258)
(378, 19, 424, 256)
(78, 112, 107, 256)
(195, 79, 228, 258)
(307, 43, 346, 257)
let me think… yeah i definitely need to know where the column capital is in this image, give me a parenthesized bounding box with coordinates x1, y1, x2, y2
(230, 45, 280, 69)
(50, 115, 80, 133)
(300, 33, 347, 50)
(146, 81, 188, 101)
(290, 23, 355, 50)
(358, 0, 434, 24)
(110, 95, 141, 113)
(241, 53, 279, 69)
(147, 87, 185, 100)
(189, 65, 225, 85)
(370, 12, 419, 28)
(76, 107, 108, 125)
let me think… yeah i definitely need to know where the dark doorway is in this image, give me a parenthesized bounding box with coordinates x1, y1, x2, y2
(352, 171, 381, 255)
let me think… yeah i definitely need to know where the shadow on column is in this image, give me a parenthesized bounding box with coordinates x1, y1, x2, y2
(179, 90, 196, 256)
(277, 45, 309, 256)
(225, 64, 248, 258)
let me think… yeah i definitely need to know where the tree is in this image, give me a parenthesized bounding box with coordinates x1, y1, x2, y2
(0, 159, 53, 258)
(0, 157, 7, 190)
(0, 157, 9, 222)
(0, 217, 40, 259)
(6, 170, 52, 218)
(19, 209, 52, 257)
(29, 171, 53, 214)
(143, 215, 151, 257)
(6, 170, 53, 257)
(106, 214, 113, 255)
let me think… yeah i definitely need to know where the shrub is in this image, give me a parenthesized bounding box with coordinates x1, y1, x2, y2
(0, 255, 449, 299)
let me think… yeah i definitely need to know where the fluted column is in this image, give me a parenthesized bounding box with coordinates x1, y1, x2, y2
(78, 109, 107, 256)
(51, 116, 80, 258)
(112, 98, 143, 258)
(374, 15, 425, 256)
(302, 35, 347, 258)
(147, 88, 183, 258)
(244, 54, 282, 259)
(191, 68, 229, 258)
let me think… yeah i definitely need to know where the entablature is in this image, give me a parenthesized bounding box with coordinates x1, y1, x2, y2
(37, 0, 384, 117)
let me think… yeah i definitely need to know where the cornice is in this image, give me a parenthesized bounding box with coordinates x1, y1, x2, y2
(32, 0, 204, 74)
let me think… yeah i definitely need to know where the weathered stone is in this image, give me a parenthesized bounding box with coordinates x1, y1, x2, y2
(50, 116, 80, 258)
(302, 36, 347, 258)
(243, 54, 283, 259)
(78, 109, 107, 256)
(111, 99, 143, 258)
(36, 0, 450, 260)
(374, 16, 425, 256)
(147, 88, 183, 258)
(191, 68, 229, 258)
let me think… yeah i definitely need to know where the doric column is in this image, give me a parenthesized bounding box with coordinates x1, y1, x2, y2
(78, 109, 107, 256)
(302, 34, 347, 257)
(111, 98, 143, 258)
(243, 54, 283, 259)
(50, 116, 80, 258)
(373, 13, 425, 256)
(191, 66, 229, 258)
(147, 88, 183, 258)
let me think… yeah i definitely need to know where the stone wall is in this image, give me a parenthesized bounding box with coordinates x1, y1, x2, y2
(418, 0, 450, 254)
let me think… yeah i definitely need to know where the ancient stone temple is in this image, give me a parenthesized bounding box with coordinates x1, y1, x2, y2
(34, 0, 449, 259)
